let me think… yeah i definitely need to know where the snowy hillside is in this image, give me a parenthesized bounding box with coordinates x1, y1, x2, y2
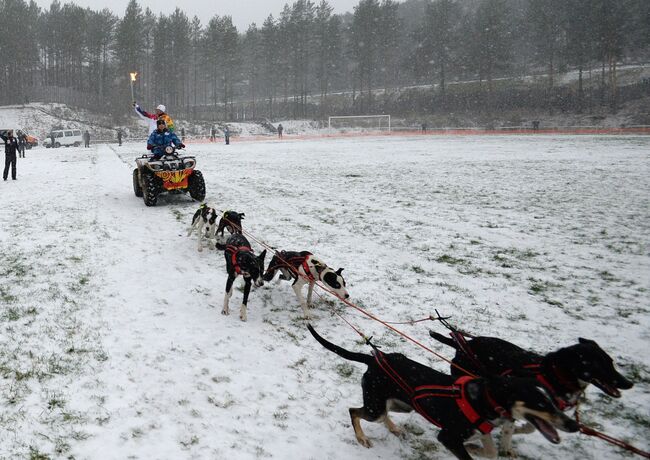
(0, 135, 649, 460)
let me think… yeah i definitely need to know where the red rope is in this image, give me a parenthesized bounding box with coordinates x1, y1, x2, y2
(215, 212, 650, 458)
(575, 399, 650, 458)
(215, 211, 476, 377)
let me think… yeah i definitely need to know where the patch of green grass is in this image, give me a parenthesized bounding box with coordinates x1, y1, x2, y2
(598, 270, 619, 282)
(335, 362, 355, 379)
(289, 358, 307, 369)
(0, 286, 17, 303)
(436, 254, 465, 265)
(47, 393, 66, 410)
(180, 435, 199, 448)
(171, 209, 184, 222)
(28, 447, 50, 460)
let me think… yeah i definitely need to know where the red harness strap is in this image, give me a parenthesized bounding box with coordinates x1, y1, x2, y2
(502, 363, 575, 410)
(372, 351, 495, 434)
(301, 258, 316, 281)
(226, 245, 252, 274)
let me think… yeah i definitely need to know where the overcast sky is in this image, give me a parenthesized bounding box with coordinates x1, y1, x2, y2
(32, 0, 364, 30)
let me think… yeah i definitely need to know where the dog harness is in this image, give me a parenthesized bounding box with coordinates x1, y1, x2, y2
(500, 363, 578, 410)
(446, 331, 578, 411)
(373, 350, 503, 434)
(269, 252, 318, 281)
(225, 245, 252, 275)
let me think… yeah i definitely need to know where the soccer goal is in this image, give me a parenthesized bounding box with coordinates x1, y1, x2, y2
(328, 115, 391, 133)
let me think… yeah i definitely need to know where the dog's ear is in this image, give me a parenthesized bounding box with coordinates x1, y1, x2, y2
(258, 249, 267, 262)
(336, 268, 344, 276)
(578, 338, 597, 345)
(239, 213, 245, 219)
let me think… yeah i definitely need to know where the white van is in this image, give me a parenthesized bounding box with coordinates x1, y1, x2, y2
(44, 129, 83, 148)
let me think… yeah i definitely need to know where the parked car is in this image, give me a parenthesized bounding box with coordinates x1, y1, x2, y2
(0, 128, 39, 149)
(44, 129, 83, 148)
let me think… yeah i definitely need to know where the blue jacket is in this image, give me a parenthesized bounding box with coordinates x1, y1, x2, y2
(147, 129, 182, 156)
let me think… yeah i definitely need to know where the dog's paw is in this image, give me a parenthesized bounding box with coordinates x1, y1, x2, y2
(221, 308, 229, 316)
(356, 436, 372, 448)
(198, 247, 203, 252)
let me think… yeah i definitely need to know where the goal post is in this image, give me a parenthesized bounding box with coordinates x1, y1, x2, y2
(328, 115, 391, 133)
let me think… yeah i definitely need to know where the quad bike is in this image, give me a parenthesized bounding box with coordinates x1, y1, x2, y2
(133, 145, 206, 206)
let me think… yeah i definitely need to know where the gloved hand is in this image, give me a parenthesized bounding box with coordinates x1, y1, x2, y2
(179, 143, 186, 149)
(132, 101, 137, 108)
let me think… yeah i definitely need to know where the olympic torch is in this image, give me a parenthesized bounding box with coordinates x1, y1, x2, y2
(129, 72, 138, 103)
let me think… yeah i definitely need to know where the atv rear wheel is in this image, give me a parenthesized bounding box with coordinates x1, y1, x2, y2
(188, 170, 206, 202)
(142, 172, 161, 206)
(133, 169, 143, 197)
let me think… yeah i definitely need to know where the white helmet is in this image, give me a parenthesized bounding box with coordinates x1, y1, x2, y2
(156, 104, 166, 112)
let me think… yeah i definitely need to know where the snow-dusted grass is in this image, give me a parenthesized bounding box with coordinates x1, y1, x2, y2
(0, 135, 648, 459)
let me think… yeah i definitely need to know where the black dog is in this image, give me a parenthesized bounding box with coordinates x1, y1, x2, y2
(216, 210, 245, 238)
(221, 234, 266, 322)
(309, 325, 578, 460)
(430, 331, 633, 454)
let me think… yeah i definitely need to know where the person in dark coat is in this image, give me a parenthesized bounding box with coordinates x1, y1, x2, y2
(83, 130, 90, 148)
(117, 130, 123, 146)
(1, 130, 19, 180)
(224, 126, 230, 145)
(210, 125, 216, 142)
(277, 123, 283, 139)
(17, 131, 26, 158)
(50, 132, 55, 148)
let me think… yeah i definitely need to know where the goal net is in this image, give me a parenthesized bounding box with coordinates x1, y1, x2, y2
(328, 115, 391, 133)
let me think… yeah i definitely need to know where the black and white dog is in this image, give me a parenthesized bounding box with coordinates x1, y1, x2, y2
(222, 234, 266, 322)
(187, 204, 218, 252)
(263, 250, 349, 318)
(309, 325, 579, 460)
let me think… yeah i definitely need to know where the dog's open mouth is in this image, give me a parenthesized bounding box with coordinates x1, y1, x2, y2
(525, 415, 560, 444)
(592, 379, 621, 398)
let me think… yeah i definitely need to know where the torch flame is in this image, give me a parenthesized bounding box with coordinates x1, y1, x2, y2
(130, 72, 138, 82)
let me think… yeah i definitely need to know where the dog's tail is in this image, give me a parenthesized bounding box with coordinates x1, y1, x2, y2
(307, 324, 372, 366)
(429, 330, 459, 349)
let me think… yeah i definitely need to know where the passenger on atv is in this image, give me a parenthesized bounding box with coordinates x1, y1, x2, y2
(147, 119, 184, 160)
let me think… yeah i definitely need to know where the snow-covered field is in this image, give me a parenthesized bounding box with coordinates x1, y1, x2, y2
(1, 134, 649, 460)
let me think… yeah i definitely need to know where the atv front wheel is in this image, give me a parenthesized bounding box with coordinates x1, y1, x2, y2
(142, 172, 161, 206)
(133, 169, 143, 197)
(188, 170, 206, 202)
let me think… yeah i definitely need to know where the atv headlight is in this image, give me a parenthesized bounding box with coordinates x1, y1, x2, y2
(165, 145, 174, 154)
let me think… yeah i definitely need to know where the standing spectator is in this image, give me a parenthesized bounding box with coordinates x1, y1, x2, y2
(210, 125, 216, 142)
(117, 130, 123, 146)
(532, 120, 540, 131)
(224, 126, 230, 145)
(1, 130, 19, 181)
(421, 122, 428, 134)
(50, 132, 55, 148)
(83, 130, 90, 148)
(17, 131, 26, 158)
(181, 127, 186, 141)
(277, 123, 283, 139)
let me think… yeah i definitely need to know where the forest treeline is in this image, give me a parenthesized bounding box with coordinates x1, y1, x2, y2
(0, 0, 649, 121)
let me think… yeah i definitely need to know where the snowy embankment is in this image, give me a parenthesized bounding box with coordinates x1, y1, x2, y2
(0, 135, 648, 459)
